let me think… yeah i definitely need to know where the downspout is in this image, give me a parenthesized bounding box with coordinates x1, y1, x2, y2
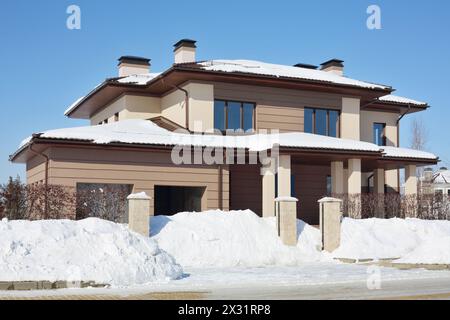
(28, 137, 50, 214)
(162, 79, 190, 130)
(396, 104, 411, 193)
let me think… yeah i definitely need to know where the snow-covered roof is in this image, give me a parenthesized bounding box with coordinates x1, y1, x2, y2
(115, 73, 161, 85)
(15, 120, 438, 161)
(381, 146, 437, 160)
(197, 60, 391, 90)
(378, 95, 427, 106)
(433, 170, 450, 184)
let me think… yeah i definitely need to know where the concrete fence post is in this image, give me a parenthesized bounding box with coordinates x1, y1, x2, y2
(318, 197, 343, 253)
(275, 196, 298, 246)
(127, 192, 151, 237)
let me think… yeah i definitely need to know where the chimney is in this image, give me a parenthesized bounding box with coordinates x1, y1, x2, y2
(320, 59, 344, 76)
(118, 56, 151, 77)
(293, 63, 318, 70)
(173, 39, 197, 64)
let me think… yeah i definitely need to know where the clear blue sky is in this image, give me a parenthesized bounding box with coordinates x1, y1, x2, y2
(1, 0, 449, 183)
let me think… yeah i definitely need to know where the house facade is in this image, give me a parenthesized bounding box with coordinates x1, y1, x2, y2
(10, 39, 439, 224)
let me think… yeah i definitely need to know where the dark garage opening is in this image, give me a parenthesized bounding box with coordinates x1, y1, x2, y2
(154, 186, 205, 216)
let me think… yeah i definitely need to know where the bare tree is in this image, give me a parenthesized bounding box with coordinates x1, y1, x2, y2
(410, 117, 428, 151)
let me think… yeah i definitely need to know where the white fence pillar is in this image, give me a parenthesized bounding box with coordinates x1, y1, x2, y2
(319, 197, 343, 253)
(275, 196, 298, 246)
(127, 192, 151, 236)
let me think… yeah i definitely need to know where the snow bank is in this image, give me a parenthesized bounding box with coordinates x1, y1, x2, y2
(151, 210, 324, 268)
(0, 218, 183, 286)
(333, 218, 450, 263)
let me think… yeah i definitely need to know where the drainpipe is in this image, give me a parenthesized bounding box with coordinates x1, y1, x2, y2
(163, 79, 190, 130)
(28, 136, 50, 214)
(396, 104, 411, 193)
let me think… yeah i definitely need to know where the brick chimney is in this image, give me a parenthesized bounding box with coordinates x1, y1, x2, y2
(320, 59, 344, 76)
(118, 56, 151, 77)
(173, 39, 197, 64)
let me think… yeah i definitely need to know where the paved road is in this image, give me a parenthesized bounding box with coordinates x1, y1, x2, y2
(206, 277, 450, 300)
(2, 277, 450, 300)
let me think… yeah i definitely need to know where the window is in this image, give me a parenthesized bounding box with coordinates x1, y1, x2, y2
(448, 189, 450, 196)
(104, 119, 109, 124)
(373, 123, 386, 146)
(304, 107, 340, 137)
(114, 113, 119, 122)
(214, 100, 255, 131)
(326, 175, 332, 196)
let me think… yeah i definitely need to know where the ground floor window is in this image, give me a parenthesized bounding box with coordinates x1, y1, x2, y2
(76, 183, 133, 223)
(154, 186, 205, 216)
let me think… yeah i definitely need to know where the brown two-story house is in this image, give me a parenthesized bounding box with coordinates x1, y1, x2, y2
(10, 39, 438, 224)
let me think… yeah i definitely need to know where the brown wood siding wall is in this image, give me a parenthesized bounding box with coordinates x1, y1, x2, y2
(31, 146, 229, 215)
(229, 165, 262, 216)
(214, 82, 342, 133)
(293, 164, 330, 225)
(26, 155, 47, 184)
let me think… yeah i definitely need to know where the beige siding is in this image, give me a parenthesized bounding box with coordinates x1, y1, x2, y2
(36, 146, 229, 215)
(214, 82, 341, 133)
(90, 95, 161, 125)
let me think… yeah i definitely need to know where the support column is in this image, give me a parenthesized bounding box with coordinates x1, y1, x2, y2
(277, 155, 291, 197)
(373, 168, 385, 218)
(347, 158, 362, 218)
(331, 161, 344, 195)
(405, 164, 418, 218)
(262, 159, 276, 217)
(275, 197, 298, 246)
(319, 197, 343, 252)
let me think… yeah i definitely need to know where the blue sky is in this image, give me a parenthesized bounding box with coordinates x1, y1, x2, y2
(1, 0, 449, 183)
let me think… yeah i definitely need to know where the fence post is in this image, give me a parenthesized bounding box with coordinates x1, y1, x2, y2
(319, 197, 343, 253)
(127, 192, 151, 237)
(275, 196, 298, 246)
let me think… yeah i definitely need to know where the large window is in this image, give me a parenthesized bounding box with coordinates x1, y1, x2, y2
(304, 107, 339, 137)
(214, 100, 255, 131)
(373, 123, 386, 146)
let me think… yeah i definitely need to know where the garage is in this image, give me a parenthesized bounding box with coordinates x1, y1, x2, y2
(154, 186, 206, 216)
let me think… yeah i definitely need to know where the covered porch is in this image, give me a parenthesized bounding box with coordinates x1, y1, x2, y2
(255, 148, 438, 224)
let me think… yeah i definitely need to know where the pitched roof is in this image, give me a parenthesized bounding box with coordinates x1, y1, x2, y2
(378, 94, 427, 106)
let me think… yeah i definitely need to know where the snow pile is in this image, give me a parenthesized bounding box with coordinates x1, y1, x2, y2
(198, 59, 390, 90)
(0, 218, 183, 286)
(333, 218, 450, 263)
(151, 210, 324, 268)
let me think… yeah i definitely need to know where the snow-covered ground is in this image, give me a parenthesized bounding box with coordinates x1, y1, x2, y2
(1, 210, 450, 291)
(0, 218, 182, 286)
(334, 217, 450, 263)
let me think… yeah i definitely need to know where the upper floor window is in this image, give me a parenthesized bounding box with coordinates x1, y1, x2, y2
(214, 100, 255, 132)
(373, 123, 386, 146)
(304, 107, 340, 137)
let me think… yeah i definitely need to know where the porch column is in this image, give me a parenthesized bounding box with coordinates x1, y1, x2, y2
(277, 155, 291, 197)
(373, 168, 385, 218)
(262, 159, 276, 217)
(347, 158, 362, 218)
(404, 164, 418, 218)
(331, 161, 344, 195)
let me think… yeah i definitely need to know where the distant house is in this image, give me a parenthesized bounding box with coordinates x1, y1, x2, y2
(421, 167, 450, 197)
(10, 39, 439, 223)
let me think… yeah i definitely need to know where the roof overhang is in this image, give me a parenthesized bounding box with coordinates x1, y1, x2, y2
(12, 137, 438, 169)
(66, 66, 393, 119)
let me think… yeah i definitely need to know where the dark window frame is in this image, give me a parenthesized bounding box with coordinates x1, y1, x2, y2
(373, 122, 387, 146)
(304, 107, 340, 137)
(214, 99, 256, 132)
